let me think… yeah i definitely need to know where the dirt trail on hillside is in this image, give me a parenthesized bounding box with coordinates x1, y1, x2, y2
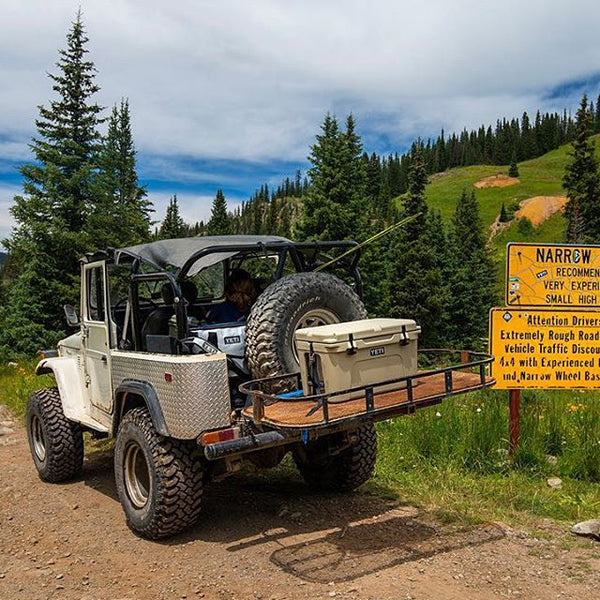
(474, 174, 520, 188)
(515, 196, 567, 226)
(1, 423, 600, 600)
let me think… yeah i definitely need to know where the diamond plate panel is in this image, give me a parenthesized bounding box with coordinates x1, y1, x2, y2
(111, 352, 230, 438)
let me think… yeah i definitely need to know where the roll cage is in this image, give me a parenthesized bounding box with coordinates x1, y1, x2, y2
(84, 237, 363, 353)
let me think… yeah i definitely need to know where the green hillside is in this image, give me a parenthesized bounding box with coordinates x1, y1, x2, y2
(424, 140, 580, 229)
(400, 134, 600, 293)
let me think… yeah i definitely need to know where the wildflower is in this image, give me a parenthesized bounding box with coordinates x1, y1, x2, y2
(569, 405, 579, 413)
(476, 407, 482, 413)
(435, 411, 442, 418)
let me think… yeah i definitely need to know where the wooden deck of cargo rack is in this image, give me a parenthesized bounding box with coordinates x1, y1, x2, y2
(240, 350, 495, 430)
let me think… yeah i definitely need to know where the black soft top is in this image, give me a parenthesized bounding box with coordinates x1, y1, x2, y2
(113, 235, 292, 276)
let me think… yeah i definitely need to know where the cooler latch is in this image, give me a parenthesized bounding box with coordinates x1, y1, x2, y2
(400, 325, 410, 346)
(346, 333, 358, 355)
(307, 342, 323, 395)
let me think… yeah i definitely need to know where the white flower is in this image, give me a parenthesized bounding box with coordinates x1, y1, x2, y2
(435, 411, 442, 418)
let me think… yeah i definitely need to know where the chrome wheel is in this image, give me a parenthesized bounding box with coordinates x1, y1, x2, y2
(123, 442, 151, 509)
(30, 414, 46, 462)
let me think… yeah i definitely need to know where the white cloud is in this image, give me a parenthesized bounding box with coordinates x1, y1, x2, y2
(2, 0, 600, 161)
(2, 0, 600, 244)
(0, 183, 19, 247)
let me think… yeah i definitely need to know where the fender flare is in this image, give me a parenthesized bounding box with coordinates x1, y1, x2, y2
(35, 357, 88, 423)
(113, 380, 169, 437)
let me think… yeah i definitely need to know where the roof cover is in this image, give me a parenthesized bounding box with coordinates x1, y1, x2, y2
(115, 235, 292, 276)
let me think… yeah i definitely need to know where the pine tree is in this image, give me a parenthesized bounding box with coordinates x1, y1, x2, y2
(445, 189, 496, 348)
(159, 196, 186, 239)
(205, 189, 231, 235)
(508, 151, 519, 177)
(499, 202, 509, 223)
(90, 99, 151, 247)
(386, 143, 445, 347)
(342, 114, 367, 235)
(1, 11, 104, 354)
(563, 94, 600, 242)
(299, 113, 364, 240)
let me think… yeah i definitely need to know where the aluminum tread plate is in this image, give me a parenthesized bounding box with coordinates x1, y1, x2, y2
(111, 352, 230, 438)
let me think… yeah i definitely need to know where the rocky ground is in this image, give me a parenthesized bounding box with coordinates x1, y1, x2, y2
(1, 411, 600, 600)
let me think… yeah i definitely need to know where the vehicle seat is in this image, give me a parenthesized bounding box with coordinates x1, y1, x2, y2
(181, 280, 205, 321)
(141, 284, 175, 341)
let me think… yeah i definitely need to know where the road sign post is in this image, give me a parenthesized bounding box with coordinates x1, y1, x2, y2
(509, 389, 520, 455)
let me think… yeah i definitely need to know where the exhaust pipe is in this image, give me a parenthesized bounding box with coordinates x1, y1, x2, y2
(202, 430, 297, 461)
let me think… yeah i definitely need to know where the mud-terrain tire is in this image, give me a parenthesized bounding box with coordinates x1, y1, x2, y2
(245, 272, 367, 380)
(26, 387, 84, 483)
(293, 423, 377, 491)
(114, 407, 203, 539)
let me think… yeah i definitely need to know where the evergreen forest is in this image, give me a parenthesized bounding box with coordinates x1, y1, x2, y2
(1, 13, 599, 359)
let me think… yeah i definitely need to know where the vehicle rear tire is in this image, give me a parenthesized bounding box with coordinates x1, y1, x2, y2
(114, 407, 204, 539)
(26, 387, 84, 483)
(292, 423, 377, 492)
(245, 272, 367, 381)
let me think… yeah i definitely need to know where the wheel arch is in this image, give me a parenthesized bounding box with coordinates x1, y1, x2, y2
(113, 380, 169, 437)
(35, 357, 87, 422)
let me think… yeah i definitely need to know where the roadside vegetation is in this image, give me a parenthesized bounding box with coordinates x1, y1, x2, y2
(373, 388, 600, 526)
(0, 360, 53, 417)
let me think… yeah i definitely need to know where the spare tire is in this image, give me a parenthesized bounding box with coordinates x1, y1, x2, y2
(245, 272, 367, 380)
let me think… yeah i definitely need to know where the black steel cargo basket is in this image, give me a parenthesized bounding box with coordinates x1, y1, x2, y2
(239, 349, 495, 430)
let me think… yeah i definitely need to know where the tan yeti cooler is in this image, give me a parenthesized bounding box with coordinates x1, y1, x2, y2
(295, 318, 421, 401)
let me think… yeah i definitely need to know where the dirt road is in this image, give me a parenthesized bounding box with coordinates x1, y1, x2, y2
(1, 425, 600, 600)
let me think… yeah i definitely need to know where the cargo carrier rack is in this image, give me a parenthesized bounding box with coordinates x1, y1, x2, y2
(240, 349, 495, 430)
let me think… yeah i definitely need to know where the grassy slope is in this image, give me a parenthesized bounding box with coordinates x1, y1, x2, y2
(424, 140, 578, 229)
(413, 135, 600, 292)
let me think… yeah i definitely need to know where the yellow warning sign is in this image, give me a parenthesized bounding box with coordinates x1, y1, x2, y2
(489, 308, 600, 389)
(506, 243, 600, 308)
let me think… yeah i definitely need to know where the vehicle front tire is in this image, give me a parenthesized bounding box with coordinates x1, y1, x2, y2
(292, 423, 377, 492)
(114, 407, 203, 539)
(26, 387, 84, 483)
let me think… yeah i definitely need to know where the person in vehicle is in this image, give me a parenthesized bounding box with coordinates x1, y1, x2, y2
(206, 269, 257, 323)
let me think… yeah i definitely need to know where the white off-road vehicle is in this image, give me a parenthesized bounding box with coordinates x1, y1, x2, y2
(26, 235, 493, 539)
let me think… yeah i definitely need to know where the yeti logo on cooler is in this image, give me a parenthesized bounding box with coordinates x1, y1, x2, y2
(370, 347, 385, 357)
(224, 336, 241, 345)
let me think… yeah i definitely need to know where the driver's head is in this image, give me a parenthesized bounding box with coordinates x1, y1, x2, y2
(226, 269, 256, 312)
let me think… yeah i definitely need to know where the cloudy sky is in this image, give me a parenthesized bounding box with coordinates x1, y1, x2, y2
(2, 0, 600, 246)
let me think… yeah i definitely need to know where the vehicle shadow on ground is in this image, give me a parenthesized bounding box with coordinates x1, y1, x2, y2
(81, 449, 505, 584)
(193, 468, 504, 583)
(82, 445, 120, 502)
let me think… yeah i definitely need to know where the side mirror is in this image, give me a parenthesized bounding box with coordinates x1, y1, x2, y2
(63, 304, 80, 327)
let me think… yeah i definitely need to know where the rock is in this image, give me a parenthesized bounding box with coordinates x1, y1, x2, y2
(0, 426, 15, 436)
(0, 420, 15, 428)
(571, 519, 600, 541)
(546, 454, 558, 466)
(547, 477, 562, 489)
